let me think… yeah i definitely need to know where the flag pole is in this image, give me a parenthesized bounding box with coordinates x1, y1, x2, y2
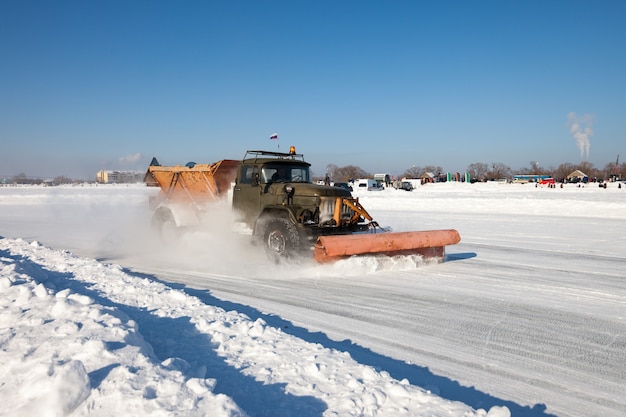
(270, 133, 279, 150)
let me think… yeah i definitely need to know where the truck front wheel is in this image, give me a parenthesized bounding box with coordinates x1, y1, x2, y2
(263, 218, 300, 260)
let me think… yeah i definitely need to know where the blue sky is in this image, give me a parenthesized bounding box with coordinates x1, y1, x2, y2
(1, 1, 624, 179)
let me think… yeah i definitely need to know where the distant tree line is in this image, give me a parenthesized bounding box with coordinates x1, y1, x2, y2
(465, 160, 625, 182)
(8, 159, 625, 186)
(2, 173, 80, 185)
(319, 160, 626, 183)
(323, 164, 370, 183)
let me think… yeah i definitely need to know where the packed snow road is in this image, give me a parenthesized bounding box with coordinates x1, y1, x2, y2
(1, 183, 625, 417)
(122, 234, 625, 417)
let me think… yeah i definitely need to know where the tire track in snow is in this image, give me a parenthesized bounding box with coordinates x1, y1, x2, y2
(130, 259, 626, 416)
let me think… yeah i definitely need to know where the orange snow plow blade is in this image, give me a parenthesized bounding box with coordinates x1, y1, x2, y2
(314, 229, 461, 263)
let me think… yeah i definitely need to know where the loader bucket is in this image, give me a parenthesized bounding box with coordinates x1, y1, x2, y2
(313, 229, 461, 263)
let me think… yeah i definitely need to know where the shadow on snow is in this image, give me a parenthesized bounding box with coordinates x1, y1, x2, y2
(0, 245, 555, 417)
(135, 269, 557, 417)
(1, 249, 326, 417)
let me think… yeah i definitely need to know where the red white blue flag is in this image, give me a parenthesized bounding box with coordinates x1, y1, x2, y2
(270, 133, 278, 140)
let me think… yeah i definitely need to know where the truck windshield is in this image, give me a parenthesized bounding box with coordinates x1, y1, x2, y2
(262, 164, 310, 183)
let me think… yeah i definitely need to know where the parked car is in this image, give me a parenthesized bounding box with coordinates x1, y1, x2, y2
(400, 181, 413, 191)
(333, 182, 353, 192)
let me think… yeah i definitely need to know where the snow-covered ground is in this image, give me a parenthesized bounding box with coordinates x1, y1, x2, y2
(1, 182, 624, 417)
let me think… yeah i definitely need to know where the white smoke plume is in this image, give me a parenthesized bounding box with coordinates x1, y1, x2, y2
(567, 112, 593, 162)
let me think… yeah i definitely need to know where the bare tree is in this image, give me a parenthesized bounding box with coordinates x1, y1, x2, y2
(467, 163, 489, 182)
(553, 163, 576, 181)
(423, 165, 443, 177)
(488, 163, 512, 180)
(529, 161, 543, 175)
(578, 161, 595, 175)
(601, 159, 626, 180)
(326, 164, 370, 182)
(315, 158, 621, 184)
(53, 176, 73, 184)
(11, 173, 43, 185)
(325, 164, 339, 181)
(401, 166, 422, 179)
(515, 161, 544, 175)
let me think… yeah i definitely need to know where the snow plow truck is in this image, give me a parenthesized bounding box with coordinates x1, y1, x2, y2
(143, 146, 460, 263)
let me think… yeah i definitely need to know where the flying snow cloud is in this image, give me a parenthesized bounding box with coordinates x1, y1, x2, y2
(567, 112, 594, 162)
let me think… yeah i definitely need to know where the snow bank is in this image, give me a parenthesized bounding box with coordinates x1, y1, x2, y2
(2, 181, 624, 416)
(0, 237, 507, 417)
(0, 240, 244, 417)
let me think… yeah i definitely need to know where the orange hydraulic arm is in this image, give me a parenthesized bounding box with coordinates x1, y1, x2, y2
(335, 197, 373, 225)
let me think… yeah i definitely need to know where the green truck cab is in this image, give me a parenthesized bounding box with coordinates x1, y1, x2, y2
(233, 149, 369, 258)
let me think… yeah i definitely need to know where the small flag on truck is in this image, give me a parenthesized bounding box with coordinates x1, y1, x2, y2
(270, 133, 278, 140)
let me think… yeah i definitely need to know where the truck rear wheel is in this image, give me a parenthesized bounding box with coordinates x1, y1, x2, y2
(152, 209, 179, 242)
(263, 218, 300, 260)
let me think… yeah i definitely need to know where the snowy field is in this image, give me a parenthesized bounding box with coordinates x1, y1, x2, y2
(1, 182, 625, 417)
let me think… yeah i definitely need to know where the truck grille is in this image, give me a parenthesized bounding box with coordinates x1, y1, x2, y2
(318, 197, 354, 226)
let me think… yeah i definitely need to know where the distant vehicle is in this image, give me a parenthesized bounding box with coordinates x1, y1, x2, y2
(539, 178, 555, 185)
(356, 179, 383, 191)
(400, 181, 413, 191)
(374, 173, 391, 186)
(333, 182, 353, 192)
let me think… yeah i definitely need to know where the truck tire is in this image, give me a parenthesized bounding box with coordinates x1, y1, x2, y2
(263, 218, 300, 260)
(152, 209, 179, 242)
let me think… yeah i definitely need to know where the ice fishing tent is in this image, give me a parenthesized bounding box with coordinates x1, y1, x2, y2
(567, 170, 588, 183)
(420, 172, 436, 183)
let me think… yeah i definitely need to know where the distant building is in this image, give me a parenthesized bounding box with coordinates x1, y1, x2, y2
(96, 170, 143, 184)
(566, 170, 588, 183)
(512, 174, 552, 183)
(420, 172, 436, 184)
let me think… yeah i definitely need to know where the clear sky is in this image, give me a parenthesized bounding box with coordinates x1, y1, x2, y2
(1, 1, 624, 179)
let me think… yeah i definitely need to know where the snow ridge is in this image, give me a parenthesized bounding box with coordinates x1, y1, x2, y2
(0, 237, 508, 417)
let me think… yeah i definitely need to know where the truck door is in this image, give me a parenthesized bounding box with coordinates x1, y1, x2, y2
(232, 164, 262, 225)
